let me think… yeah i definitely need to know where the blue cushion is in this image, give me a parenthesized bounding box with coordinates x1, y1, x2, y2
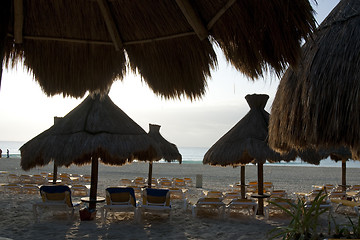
(40, 185, 71, 193)
(146, 188, 169, 196)
(106, 187, 136, 201)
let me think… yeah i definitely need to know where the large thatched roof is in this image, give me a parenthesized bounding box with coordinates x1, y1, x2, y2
(203, 94, 295, 166)
(1, 0, 316, 99)
(20, 94, 161, 171)
(148, 124, 182, 163)
(269, 0, 360, 158)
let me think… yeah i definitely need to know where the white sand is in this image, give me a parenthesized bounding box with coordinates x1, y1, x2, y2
(0, 158, 359, 239)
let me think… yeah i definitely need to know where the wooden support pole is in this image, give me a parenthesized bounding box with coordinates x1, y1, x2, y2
(53, 164, 58, 184)
(52, 116, 62, 184)
(257, 162, 264, 215)
(148, 162, 153, 188)
(342, 159, 346, 192)
(175, 0, 208, 40)
(96, 0, 123, 50)
(241, 165, 246, 199)
(89, 156, 99, 210)
(14, 0, 23, 44)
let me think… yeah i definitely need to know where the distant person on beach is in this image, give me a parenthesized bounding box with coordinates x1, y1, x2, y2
(7, 149, 9, 158)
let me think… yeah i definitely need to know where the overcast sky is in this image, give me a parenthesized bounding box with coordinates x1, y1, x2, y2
(0, 0, 339, 148)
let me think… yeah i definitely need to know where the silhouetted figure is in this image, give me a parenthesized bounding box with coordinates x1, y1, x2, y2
(0, 149, 2, 158)
(6, 149, 9, 158)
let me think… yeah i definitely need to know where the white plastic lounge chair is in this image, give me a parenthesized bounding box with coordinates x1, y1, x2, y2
(331, 198, 360, 216)
(33, 185, 81, 221)
(71, 184, 89, 197)
(265, 198, 295, 219)
(227, 198, 258, 217)
(101, 187, 139, 223)
(141, 188, 171, 219)
(192, 197, 225, 218)
(22, 184, 39, 194)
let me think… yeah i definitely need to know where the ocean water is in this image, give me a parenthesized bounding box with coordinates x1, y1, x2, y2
(1, 141, 359, 168)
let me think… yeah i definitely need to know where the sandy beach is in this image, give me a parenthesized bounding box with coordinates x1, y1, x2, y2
(0, 158, 359, 240)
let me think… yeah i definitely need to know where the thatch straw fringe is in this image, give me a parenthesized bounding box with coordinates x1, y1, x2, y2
(148, 124, 182, 163)
(20, 94, 161, 171)
(269, 0, 360, 159)
(203, 94, 295, 167)
(2, 0, 315, 99)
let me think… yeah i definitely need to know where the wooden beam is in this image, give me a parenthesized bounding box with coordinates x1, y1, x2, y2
(96, 0, 123, 51)
(14, 0, 23, 44)
(175, 0, 208, 40)
(11, 31, 196, 46)
(207, 0, 237, 30)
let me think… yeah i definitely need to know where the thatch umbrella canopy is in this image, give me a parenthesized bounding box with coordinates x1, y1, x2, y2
(203, 94, 295, 215)
(147, 124, 182, 188)
(1, 0, 316, 99)
(20, 93, 161, 209)
(269, 0, 360, 158)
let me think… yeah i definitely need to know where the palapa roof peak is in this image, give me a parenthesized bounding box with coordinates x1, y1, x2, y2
(268, 0, 360, 159)
(203, 94, 295, 166)
(148, 124, 182, 163)
(20, 94, 161, 170)
(245, 94, 269, 109)
(1, 0, 316, 99)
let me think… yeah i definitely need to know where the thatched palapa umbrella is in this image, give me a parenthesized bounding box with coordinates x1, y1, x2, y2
(147, 124, 182, 188)
(1, 1, 316, 99)
(20, 94, 161, 210)
(203, 94, 295, 215)
(269, 0, 360, 158)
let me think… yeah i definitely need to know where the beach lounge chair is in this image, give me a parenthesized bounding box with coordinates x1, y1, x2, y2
(184, 177, 192, 186)
(32, 174, 46, 184)
(265, 198, 295, 219)
(3, 183, 22, 193)
(19, 174, 32, 184)
(203, 190, 224, 199)
(270, 190, 288, 199)
(22, 184, 39, 194)
(71, 184, 89, 197)
(33, 185, 81, 221)
(192, 197, 226, 218)
(141, 188, 171, 219)
(224, 191, 242, 200)
(328, 190, 346, 200)
(331, 198, 360, 216)
(101, 187, 139, 223)
(119, 178, 132, 186)
(173, 178, 186, 187)
(227, 198, 258, 217)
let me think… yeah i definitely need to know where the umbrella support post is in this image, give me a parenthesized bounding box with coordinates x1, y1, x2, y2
(257, 162, 264, 215)
(342, 159, 346, 192)
(53, 164, 57, 184)
(241, 165, 246, 199)
(89, 156, 99, 210)
(148, 162, 153, 188)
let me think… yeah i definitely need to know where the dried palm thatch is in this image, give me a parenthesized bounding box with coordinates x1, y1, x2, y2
(148, 124, 182, 163)
(20, 94, 161, 171)
(203, 94, 294, 166)
(1, 0, 316, 99)
(147, 124, 182, 187)
(203, 94, 295, 214)
(269, 0, 360, 158)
